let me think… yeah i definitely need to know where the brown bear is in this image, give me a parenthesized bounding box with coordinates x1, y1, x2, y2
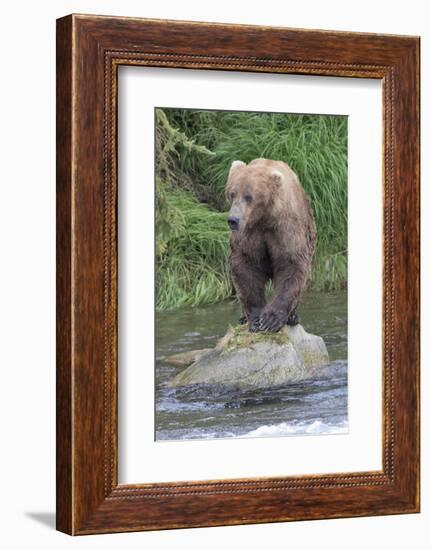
(226, 158, 316, 332)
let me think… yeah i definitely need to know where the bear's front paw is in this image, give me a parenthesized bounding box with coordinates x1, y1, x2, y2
(237, 315, 248, 326)
(259, 309, 286, 333)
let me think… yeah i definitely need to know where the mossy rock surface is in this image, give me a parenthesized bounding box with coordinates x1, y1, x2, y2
(168, 324, 329, 390)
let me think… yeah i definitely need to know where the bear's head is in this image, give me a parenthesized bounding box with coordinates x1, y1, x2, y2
(225, 159, 283, 232)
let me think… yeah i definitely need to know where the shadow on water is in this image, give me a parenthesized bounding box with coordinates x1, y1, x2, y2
(155, 290, 347, 441)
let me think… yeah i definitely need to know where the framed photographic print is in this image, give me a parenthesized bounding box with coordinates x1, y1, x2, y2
(56, 14, 420, 535)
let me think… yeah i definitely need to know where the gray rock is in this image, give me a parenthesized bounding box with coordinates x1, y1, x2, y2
(168, 324, 329, 390)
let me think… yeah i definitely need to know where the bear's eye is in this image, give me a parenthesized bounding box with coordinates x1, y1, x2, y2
(229, 191, 236, 200)
(244, 194, 253, 203)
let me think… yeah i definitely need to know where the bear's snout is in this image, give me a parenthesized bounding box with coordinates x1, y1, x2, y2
(228, 216, 240, 231)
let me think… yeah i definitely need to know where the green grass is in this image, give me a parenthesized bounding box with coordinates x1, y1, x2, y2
(156, 188, 231, 310)
(156, 108, 348, 310)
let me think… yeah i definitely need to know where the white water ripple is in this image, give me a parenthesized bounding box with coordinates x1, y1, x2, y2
(240, 419, 348, 438)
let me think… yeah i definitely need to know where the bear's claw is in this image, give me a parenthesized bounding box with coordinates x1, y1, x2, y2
(286, 312, 299, 326)
(246, 311, 299, 332)
(258, 311, 285, 333)
(249, 317, 261, 333)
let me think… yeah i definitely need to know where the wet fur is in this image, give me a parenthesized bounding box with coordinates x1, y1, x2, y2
(226, 158, 316, 332)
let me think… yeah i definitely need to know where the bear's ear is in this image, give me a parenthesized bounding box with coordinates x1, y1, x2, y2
(228, 160, 245, 178)
(270, 170, 283, 187)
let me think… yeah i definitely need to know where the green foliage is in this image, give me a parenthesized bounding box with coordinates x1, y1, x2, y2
(155, 111, 231, 309)
(156, 108, 348, 310)
(156, 188, 231, 310)
(312, 249, 348, 292)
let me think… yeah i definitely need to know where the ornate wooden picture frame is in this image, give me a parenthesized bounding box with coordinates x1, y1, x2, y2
(56, 14, 420, 535)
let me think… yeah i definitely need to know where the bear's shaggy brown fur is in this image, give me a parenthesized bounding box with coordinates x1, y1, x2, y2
(226, 158, 316, 332)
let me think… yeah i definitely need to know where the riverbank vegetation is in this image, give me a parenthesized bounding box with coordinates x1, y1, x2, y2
(155, 108, 347, 310)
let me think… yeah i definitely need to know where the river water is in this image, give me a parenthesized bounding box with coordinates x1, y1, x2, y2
(155, 291, 347, 441)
